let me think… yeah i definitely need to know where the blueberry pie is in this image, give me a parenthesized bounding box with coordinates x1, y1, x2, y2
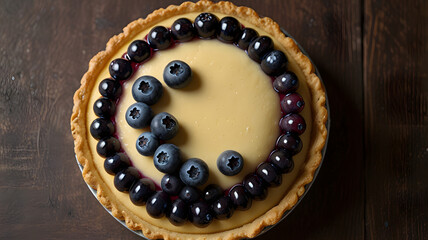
(71, 1, 328, 239)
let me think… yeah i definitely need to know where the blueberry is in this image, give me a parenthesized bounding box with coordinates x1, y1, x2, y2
(203, 184, 223, 203)
(153, 144, 181, 174)
(163, 60, 192, 89)
(90, 118, 114, 140)
(161, 174, 183, 196)
(256, 162, 282, 187)
(93, 97, 116, 118)
(171, 18, 195, 42)
(228, 184, 252, 211)
(129, 178, 156, 206)
(125, 102, 153, 129)
(194, 13, 219, 38)
(189, 201, 213, 228)
(168, 198, 188, 226)
(147, 26, 172, 50)
(99, 78, 122, 99)
(217, 150, 244, 176)
(237, 28, 259, 50)
(109, 58, 133, 80)
(136, 132, 159, 156)
(243, 174, 267, 200)
(132, 76, 163, 105)
(261, 50, 288, 76)
(248, 36, 274, 63)
(268, 149, 294, 173)
(104, 153, 130, 175)
(150, 112, 179, 140)
(96, 137, 120, 157)
(114, 167, 140, 192)
(212, 196, 234, 220)
(279, 113, 306, 135)
(276, 133, 302, 155)
(217, 16, 241, 43)
(179, 158, 209, 187)
(179, 186, 202, 204)
(273, 71, 299, 94)
(146, 191, 171, 218)
(281, 93, 305, 114)
(127, 40, 151, 63)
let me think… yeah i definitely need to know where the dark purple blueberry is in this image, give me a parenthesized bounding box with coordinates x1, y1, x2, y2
(136, 132, 159, 156)
(147, 26, 172, 50)
(261, 50, 288, 76)
(109, 58, 132, 80)
(153, 144, 181, 174)
(194, 13, 219, 38)
(248, 36, 274, 63)
(127, 40, 151, 62)
(243, 174, 267, 200)
(163, 60, 192, 89)
(256, 162, 282, 187)
(132, 76, 163, 105)
(276, 133, 303, 155)
(179, 186, 201, 204)
(217, 150, 244, 176)
(93, 97, 116, 118)
(125, 102, 153, 129)
(161, 174, 183, 196)
(203, 184, 223, 203)
(168, 198, 188, 226)
(281, 93, 305, 114)
(189, 201, 213, 228)
(99, 78, 122, 99)
(90, 118, 114, 140)
(104, 153, 131, 175)
(171, 18, 195, 42)
(129, 178, 156, 205)
(273, 71, 299, 94)
(217, 16, 242, 43)
(179, 158, 209, 187)
(237, 28, 259, 50)
(228, 184, 252, 210)
(268, 149, 294, 174)
(146, 191, 171, 218)
(212, 196, 234, 220)
(96, 137, 120, 157)
(279, 113, 306, 135)
(150, 112, 179, 140)
(114, 167, 140, 192)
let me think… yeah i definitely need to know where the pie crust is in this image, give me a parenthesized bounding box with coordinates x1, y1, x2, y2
(70, 1, 328, 239)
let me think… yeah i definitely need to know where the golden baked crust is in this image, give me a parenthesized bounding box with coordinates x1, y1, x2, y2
(70, 1, 328, 239)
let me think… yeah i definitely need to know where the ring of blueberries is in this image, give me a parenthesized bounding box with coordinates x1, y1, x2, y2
(90, 13, 306, 228)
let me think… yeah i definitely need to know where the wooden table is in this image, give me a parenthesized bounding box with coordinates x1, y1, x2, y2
(0, 0, 426, 239)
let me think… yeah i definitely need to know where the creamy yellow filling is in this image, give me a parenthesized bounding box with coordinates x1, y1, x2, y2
(86, 13, 312, 234)
(117, 40, 281, 189)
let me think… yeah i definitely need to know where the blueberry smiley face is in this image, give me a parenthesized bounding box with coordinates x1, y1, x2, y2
(91, 12, 309, 228)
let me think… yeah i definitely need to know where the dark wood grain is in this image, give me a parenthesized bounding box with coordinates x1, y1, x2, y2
(364, 0, 428, 239)
(0, 0, 426, 239)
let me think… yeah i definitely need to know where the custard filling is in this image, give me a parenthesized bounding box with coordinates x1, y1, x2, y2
(86, 12, 312, 233)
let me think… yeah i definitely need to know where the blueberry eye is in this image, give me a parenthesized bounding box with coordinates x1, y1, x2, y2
(217, 150, 244, 176)
(163, 60, 193, 89)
